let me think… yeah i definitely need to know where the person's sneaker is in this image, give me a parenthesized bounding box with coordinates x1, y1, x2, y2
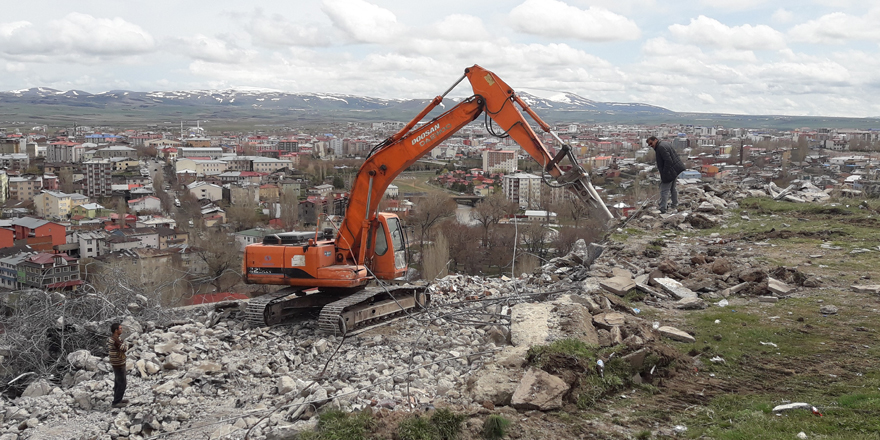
(121, 399, 130, 404)
(112, 402, 128, 408)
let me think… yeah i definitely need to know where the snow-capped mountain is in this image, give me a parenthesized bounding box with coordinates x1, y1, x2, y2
(0, 87, 675, 123)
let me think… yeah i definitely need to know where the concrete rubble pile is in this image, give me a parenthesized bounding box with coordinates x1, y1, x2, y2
(739, 179, 832, 203)
(2, 182, 830, 440)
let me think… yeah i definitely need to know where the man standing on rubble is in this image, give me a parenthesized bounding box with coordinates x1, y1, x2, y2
(108, 322, 129, 408)
(647, 136, 686, 214)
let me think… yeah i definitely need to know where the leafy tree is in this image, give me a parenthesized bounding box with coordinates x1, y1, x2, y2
(332, 175, 345, 189)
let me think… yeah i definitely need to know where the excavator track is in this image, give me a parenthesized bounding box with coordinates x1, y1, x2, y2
(318, 285, 429, 335)
(243, 291, 295, 327)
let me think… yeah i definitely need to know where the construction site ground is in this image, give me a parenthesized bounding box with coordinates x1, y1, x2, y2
(7, 193, 880, 440)
(508, 197, 880, 439)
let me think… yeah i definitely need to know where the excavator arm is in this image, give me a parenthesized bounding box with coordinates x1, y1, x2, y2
(336, 64, 613, 265)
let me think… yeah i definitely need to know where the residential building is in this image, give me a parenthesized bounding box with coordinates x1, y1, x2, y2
(8, 176, 42, 201)
(0, 249, 35, 290)
(70, 203, 109, 219)
(94, 146, 137, 159)
(233, 228, 272, 251)
(253, 157, 291, 173)
(84, 160, 113, 198)
(187, 181, 223, 202)
(0, 170, 8, 205)
(175, 158, 228, 176)
(12, 217, 66, 249)
(482, 150, 517, 173)
(178, 146, 223, 159)
(69, 230, 109, 258)
(46, 141, 84, 163)
(227, 183, 260, 206)
(502, 172, 542, 208)
(128, 196, 162, 212)
(0, 154, 30, 171)
(20, 252, 82, 291)
(33, 191, 89, 219)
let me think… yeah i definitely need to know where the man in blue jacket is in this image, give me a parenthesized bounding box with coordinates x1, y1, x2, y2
(648, 136, 686, 214)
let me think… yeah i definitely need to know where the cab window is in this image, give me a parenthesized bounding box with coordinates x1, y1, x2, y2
(374, 222, 388, 256)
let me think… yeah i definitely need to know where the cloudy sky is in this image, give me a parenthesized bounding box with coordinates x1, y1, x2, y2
(2, 0, 879, 117)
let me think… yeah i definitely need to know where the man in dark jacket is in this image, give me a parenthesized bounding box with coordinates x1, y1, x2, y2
(108, 322, 128, 408)
(648, 136, 686, 213)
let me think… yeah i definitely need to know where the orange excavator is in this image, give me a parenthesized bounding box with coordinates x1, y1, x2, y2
(242, 65, 613, 333)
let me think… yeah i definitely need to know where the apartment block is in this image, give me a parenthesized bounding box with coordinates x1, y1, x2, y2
(84, 160, 113, 198)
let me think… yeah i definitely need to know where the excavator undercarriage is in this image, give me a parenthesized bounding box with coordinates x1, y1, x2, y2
(243, 285, 429, 335)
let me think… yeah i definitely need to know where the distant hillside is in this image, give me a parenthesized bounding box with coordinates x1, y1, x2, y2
(1, 87, 879, 130)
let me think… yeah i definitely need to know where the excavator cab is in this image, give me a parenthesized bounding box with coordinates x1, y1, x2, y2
(367, 213, 408, 280)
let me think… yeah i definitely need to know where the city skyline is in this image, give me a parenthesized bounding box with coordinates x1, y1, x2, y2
(2, 0, 879, 118)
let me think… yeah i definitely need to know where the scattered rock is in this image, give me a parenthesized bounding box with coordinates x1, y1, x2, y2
(820, 305, 839, 315)
(599, 277, 636, 296)
(658, 326, 696, 343)
(511, 368, 569, 411)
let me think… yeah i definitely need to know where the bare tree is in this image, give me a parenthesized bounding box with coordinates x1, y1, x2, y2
(441, 221, 483, 274)
(278, 187, 299, 230)
(406, 192, 456, 249)
(421, 231, 450, 280)
(471, 192, 517, 246)
(551, 195, 592, 228)
(58, 168, 75, 193)
(191, 229, 243, 292)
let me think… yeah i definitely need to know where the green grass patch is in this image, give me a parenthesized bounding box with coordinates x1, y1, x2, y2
(298, 409, 376, 440)
(481, 415, 511, 440)
(397, 415, 439, 440)
(683, 389, 880, 439)
(527, 338, 598, 368)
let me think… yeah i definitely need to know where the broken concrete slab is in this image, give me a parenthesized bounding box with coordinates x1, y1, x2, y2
(654, 277, 698, 300)
(511, 368, 569, 411)
(470, 366, 521, 406)
(674, 297, 707, 310)
(592, 312, 626, 329)
(600, 277, 636, 296)
(510, 303, 553, 347)
(658, 326, 696, 343)
(721, 282, 750, 297)
(851, 285, 880, 294)
(767, 277, 793, 296)
(610, 267, 633, 279)
(757, 296, 779, 303)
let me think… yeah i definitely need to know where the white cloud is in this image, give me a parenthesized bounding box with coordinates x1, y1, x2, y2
(669, 16, 786, 50)
(244, 9, 336, 47)
(697, 92, 716, 104)
(789, 11, 880, 44)
(5, 62, 25, 72)
(166, 35, 257, 64)
(321, 0, 404, 44)
(771, 8, 794, 23)
(0, 13, 154, 59)
(698, 0, 764, 11)
(425, 15, 490, 42)
(508, 0, 640, 42)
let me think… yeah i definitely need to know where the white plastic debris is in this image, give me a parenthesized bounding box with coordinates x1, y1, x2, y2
(673, 425, 688, 433)
(652, 322, 660, 330)
(714, 319, 721, 324)
(709, 356, 726, 364)
(797, 432, 808, 440)
(772, 402, 812, 412)
(760, 341, 778, 348)
(718, 299, 729, 307)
